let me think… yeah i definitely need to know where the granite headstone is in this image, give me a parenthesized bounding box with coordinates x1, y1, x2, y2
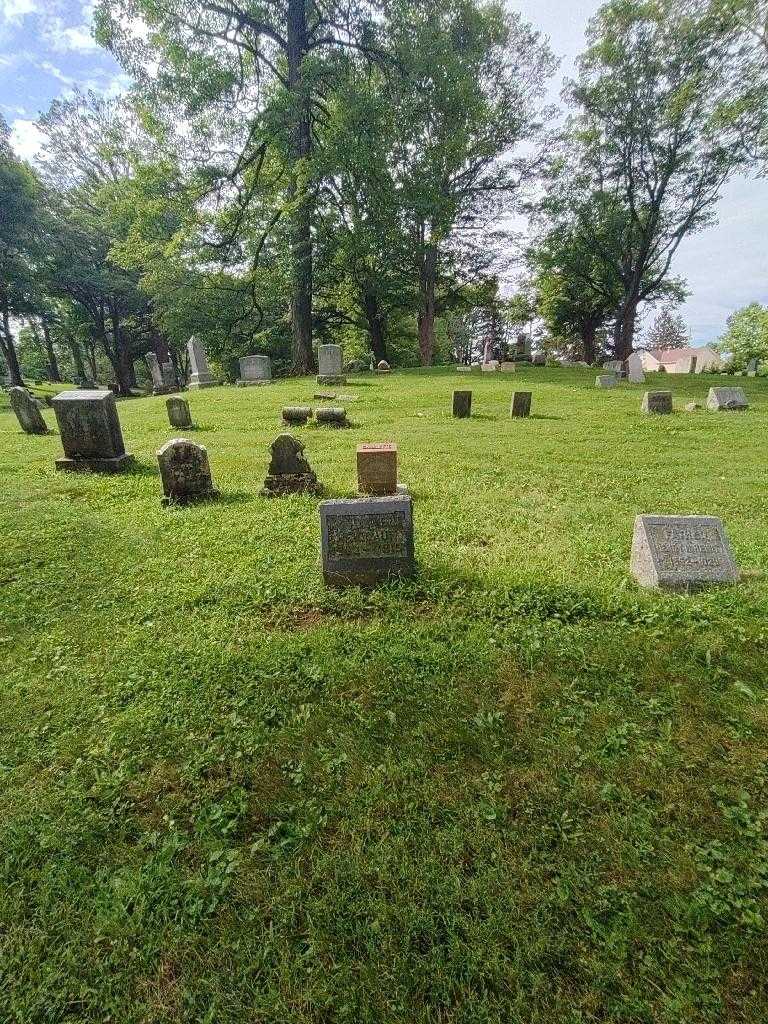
(51, 390, 133, 472)
(630, 515, 740, 591)
(9, 386, 48, 435)
(320, 495, 414, 586)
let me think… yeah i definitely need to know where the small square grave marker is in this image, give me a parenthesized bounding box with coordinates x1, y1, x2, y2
(642, 391, 673, 415)
(357, 443, 398, 496)
(167, 396, 193, 430)
(453, 391, 472, 418)
(510, 392, 532, 418)
(630, 515, 740, 591)
(320, 495, 414, 586)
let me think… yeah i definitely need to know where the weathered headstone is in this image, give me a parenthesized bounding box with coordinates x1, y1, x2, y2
(157, 438, 219, 505)
(376, 360, 391, 374)
(510, 391, 532, 418)
(282, 406, 313, 426)
(51, 390, 133, 472)
(707, 386, 748, 411)
(160, 361, 176, 390)
(187, 336, 217, 389)
(532, 353, 546, 366)
(316, 407, 348, 428)
(145, 351, 164, 391)
(317, 344, 346, 385)
(482, 361, 499, 373)
(500, 361, 516, 373)
(146, 352, 176, 395)
(746, 358, 759, 377)
(641, 391, 673, 415)
(261, 434, 322, 496)
(627, 352, 645, 384)
(630, 515, 740, 591)
(9, 387, 48, 435)
(685, 401, 701, 413)
(314, 391, 338, 400)
(603, 360, 623, 372)
(237, 355, 272, 386)
(514, 334, 532, 361)
(166, 396, 193, 430)
(596, 374, 617, 389)
(357, 443, 398, 496)
(453, 390, 472, 418)
(320, 495, 415, 586)
(456, 365, 473, 373)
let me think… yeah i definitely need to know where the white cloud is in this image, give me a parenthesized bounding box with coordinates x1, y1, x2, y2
(0, 0, 37, 23)
(45, 18, 99, 53)
(39, 59, 75, 86)
(9, 117, 44, 161)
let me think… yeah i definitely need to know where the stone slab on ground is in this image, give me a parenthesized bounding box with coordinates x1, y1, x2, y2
(707, 387, 748, 411)
(630, 515, 740, 591)
(320, 495, 415, 586)
(642, 391, 673, 415)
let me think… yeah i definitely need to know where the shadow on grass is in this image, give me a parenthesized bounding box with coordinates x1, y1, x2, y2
(217, 491, 255, 507)
(529, 414, 564, 421)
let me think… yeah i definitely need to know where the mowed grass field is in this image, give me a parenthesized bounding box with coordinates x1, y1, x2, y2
(2, 366, 768, 1024)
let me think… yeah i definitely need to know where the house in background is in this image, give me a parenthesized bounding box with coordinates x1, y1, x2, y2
(639, 346, 722, 374)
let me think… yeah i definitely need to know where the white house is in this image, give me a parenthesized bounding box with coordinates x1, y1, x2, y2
(639, 346, 722, 374)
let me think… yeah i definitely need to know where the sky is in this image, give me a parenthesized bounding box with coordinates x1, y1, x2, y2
(0, 0, 766, 344)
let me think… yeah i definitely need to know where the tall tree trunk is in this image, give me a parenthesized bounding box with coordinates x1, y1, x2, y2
(41, 321, 62, 382)
(361, 286, 388, 364)
(417, 242, 437, 367)
(111, 308, 133, 396)
(581, 318, 598, 364)
(0, 291, 23, 386)
(287, 0, 314, 375)
(67, 334, 87, 382)
(614, 299, 639, 361)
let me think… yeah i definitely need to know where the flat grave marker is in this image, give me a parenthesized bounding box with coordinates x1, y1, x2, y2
(630, 515, 740, 591)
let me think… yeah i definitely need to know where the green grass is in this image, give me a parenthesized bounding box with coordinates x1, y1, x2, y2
(2, 367, 768, 1023)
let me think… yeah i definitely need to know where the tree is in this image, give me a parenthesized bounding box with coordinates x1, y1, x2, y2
(385, 0, 554, 365)
(95, 0, 387, 375)
(0, 119, 44, 386)
(717, 302, 768, 367)
(646, 308, 689, 351)
(564, 0, 752, 359)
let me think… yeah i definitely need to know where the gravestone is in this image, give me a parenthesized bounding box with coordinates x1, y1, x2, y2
(160, 361, 176, 390)
(604, 360, 623, 372)
(596, 374, 617, 389)
(532, 353, 546, 366)
(685, 401, 702, 413)
(320, 495, 415, 586)
(157, 438, 219, 506)
(510, 391, 532, 418)
(314, 391, 337, 400)
(237, 355, 272, 386)
(376, 360, 391, 374)
(456, 365, 473, 373)
(316, 407, 348, 428)
(357, 443, 399, 496)
(51, 390, 133, 472)
(9, 387, 48, 435)
(317, 344, 346, 385)
(282, 406, 313, 426)
(146, 352, 176, 395)
(482, 361, 499, 372)
(627, 353, 645, 384)
(166, 396, 193, 430)
(513, 334, 532, 361)
(453, 391, 472, 418)
(707, 386, 748, 411)
(187, 336, 217, 389)
(746, 358, 759, 377)
(145, 351, 164, 391)
(261, 433, 321, 496)
(641, 391, 673, 415)
(500, 361, 516, 373)
(630, 515, 740, 591)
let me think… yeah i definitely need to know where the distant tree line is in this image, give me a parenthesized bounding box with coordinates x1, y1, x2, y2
(1, 0, 766, 388)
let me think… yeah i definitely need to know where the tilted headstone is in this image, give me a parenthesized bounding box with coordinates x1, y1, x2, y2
(282, 406, 313, 426)
(596, 374, 617, 389)
(317, 344, 346, 385)
(510, 391, 532, 418)
(641, 391, 673, 415)
(157, 438, 219, 506)
(260, 433, 321, 496)
(316, 407, 348, 428)
(707, 387, 748, 411)
(187, 336, 217, 389)
(357, 443, 398, 496)
(630, 515, 740, 591)
(145, 351, 164, 389)
(166, 396, 193, 430)
(9, 387, 48, 435)
(237, 355, 272, 386)
(320, 495, 415, 586)
(453, 390, 472, 418)
(51, 390, 133, 472)
(627, 353, 645, 384)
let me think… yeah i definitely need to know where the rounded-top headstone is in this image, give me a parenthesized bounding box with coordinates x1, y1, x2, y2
(9, 387, 48, 435)
(157, 438, 218, 505)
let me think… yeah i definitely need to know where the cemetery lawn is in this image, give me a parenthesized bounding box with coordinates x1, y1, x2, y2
(3, 366, 768, 1024)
